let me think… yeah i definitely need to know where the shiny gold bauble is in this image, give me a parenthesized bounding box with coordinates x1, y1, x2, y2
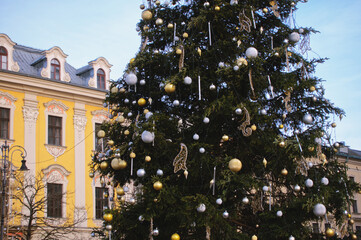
(103, 213, 113, 222)
(97, 130, 105, 138)
(279, 141, 285, 148)
(112, 105, 117, 111)
(251, 235, 258, 240)
(182, 32, 189, 38)
(308, 146, 315, 152)
(140, 4, 145, 9)
(279, 124, 284, 129)
(116, 115, 125, 123)
(119, 87, 126, 93)
(348, 213, 352, 218)
(155, 0, 161, 5)
(153, 181, 163, 190)
(251, 124, 257, 131)
(215, 5, 220, 11)
(143, 26, 150, 31)
(167, 23, 174, 29)
(145, 156, 151, 162)
(331, 122, 337, 128)
(351, 234, 357, 240)
(310, 86, 316, 92)
(100, 161, 108, 170)
(89, 172, 94, 178)
(130, 152, 136, 158)
(263, 8, 268, 13)
(107, 140, 114, 146)
(228, 158, 242, 172)
(165, 83, 176, 93)
(111, 158, 122, 170)
(138, 98, 147, 106)
(171, 233, 180, 240)
(110, 86, 118, 94)
(144, 109, 149, 114)
(281, 168, 288, 176)
(222, 135, 229, 141)
(130, 58, 135, 64)
(116, 187, 125, 195)
(118, 159, 127, 169)
(349, 219, 355, 225)
(120, 196, 126, 203)
(124, 130, 130, 135)
(142, 10, 153, 21)
(325, 228, 335, 237)
(176, 48, 183, 55)
(156, 18, 164, 25)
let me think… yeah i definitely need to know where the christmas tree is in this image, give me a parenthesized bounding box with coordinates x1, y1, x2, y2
(91, 0, 360, 239)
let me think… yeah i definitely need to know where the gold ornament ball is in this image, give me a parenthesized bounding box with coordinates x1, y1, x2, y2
(171, 233, 180, 240)
(331, 122, 337, 128)
(279, 141, 285, 148)
(97, 130, 105, 138)
(215, 5, 220, 11)
(310, 86, 316, 92)
(165, 83, 176, 93)
(183, 32, 189, 38)
(349, 219, 355, 225)
(145, 156, 152, 162)
(100, 161, 108, 170)
(155, 0, 161, 5)
(138, 98, 147, 106)
(348, 213, 352, 218)
(119, 87, 126, 93)
(107, 140, 114, 146)
(112, 105, 117, 111)
(120, 196, 126, 203)
(116, 187, 125, 196)
(130, 152, 136, 158)
(281, 168, 288, 176)
(130, 58, 135, 64)
(228, 158, 242, 172)
(279, 124, 284, 129)
(351, 234, 357, 240)
(111, 158, 121, 170)
(124, 130, 130, 135)
(222, 135, 229, 141)
(176, 48, 183, 55)
(263, 8, 268, 13)
(116, 115, 125, 123)
(144, 109, 149, 114)
(89, 172, 94, 178)
(118, 159, 127, 169)
(103, 213, 113, 222)
(142, 10, 153, 21)
(167, 23, 174, 29)
(143, 26, 150, 31)
(251, 235, 258, 240)
(325, 228, 335, 238)
(153, 181, 163, 190)
(308, 146, 315, 152)
(156, 18, 164, 26)
(251, 124, 257, 131)
(140, 4, 145, 9)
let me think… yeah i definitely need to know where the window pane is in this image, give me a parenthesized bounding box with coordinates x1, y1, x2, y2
(48, 116, 62, 145)
(95, 187, 108, 219)
(0, 108, 10, 139)
(47, 183, 62, 218)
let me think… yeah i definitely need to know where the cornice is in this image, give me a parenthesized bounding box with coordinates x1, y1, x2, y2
(0, 71, 106, 106)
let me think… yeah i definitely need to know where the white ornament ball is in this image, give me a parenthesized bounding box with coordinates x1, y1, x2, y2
(184, 76, 192, 85)
(155, 18, 163, 25)
(313, 203, 326, 217)
(235, 108, 242, 115)
(193, 134, 200, 141)
(132, 100, 136, 105)
(141, 130, 155, 143)
(294, 184, 301, 192)
(124, 98, 129, 104)
(260, 109, 267, 115)
(321, 177, 329, 186)
(222, 211, 229, 218)
(152, 228, 159, 236)
(199, 147, 205, 153)
(140, 79, 146, 85)
(137, 168, 146, 177)
(284, 39, 289, 44)
(209, 84, 216, 90)
(204, 1, 210, 7)
(303, 114, 313, 124)
(308, 162, 314, 168)
(289, 32, 301, 42)
(127, 112, 133, 117)
(138, 215, 144, 222)
(129, 198, 136, 204)
(173, 100, 180, 106)
(123, 186, 129, 192)
(230, 0, 238, 5)
(197, 203, 206, 213)
(216, 198, 223, 205)
(299, 28, 304, 34)
(289, 236, 295, 240)
(125, 72, 138, 85)
(262, 186, 269, 192)
(233, 66, 239, 71)
(242, 197, 249, 204)
(218, 62, 225, 68)
(276, 210, 283, 217)
(145, 112, 153, 120)
(174, 36, 180, 41)
(156, 169, 163, 176)
(203, 117, 210, 124)
(245, 47, 258, 58)
(315, 138, 322, 145)
(305, 178, 314, 188)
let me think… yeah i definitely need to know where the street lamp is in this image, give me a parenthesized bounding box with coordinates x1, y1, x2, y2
(0, 141, 28, 240)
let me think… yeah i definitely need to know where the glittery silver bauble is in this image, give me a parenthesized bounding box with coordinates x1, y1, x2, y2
(125, 72, 137, 85)
(197, 203, 206, 212)
(276, 210, 283, 217)
(184, 76, 192, 85)
(193, 134, 200, 140)
(216, 198, 223, 205)
(289, 32, 300, 42)
(222, 211, 229, 218)
(321, 177, 329, 185)
(303, 114, 313, 124)
(242, 197, 249, 204)
(235, 108, 242, 115)
(203, 117, 210, 124)
(156, 169, 163, 176)
(245, 47, 258, 58)
(313, 203, 326, 217)
(137, 168, 146, 177)
(305, 179, 314, 188)
(199, 148, 205, 153)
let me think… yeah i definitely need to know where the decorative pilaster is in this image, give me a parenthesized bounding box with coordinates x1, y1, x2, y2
(73, 103, 87, 227)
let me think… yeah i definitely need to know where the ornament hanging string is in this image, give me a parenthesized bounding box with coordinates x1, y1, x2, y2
(208, 22, 212, 46)
(198, 75, 202, 100)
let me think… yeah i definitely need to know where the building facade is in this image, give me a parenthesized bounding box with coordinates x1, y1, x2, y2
(0, 33, 111, 239)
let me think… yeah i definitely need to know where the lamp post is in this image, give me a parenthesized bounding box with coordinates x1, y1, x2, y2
(0, 141, 28, 240)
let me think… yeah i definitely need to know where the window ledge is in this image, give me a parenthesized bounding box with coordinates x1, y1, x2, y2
(0, 139, 15, 146)
(44, 144, 67, 161)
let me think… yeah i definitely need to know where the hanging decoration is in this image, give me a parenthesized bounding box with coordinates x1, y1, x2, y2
(269, 1, 280, 17)
(198, 75, 202, 100)
(173, 143, 188, 174)
(284, 90, 292, 112)
(239, 10, 251, 33)
(248, 69, 256, 98)
(178, 45, 185, 71)
(250, 7, 256, 29)
(238, 107, 252, 137)
(208, 22, 212, 46)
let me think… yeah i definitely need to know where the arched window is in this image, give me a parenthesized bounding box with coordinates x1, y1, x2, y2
(50, 58, 60, 80)
(97, 69, 105, 89)
(0, 47, 8, 70)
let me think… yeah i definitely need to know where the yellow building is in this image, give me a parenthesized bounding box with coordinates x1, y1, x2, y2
(0, 33, 111, 239)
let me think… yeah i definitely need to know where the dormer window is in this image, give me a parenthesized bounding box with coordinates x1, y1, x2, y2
(97, 68, 105, 89)
(0, 47, 8, 70)
(51, 58, 60, 80)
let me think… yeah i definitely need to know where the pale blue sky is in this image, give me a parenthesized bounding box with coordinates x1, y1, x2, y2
(1, 0, 360, 149)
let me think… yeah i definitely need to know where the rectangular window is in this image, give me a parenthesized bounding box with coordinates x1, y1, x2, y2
(95, 187, 108, 219)
(97, 75, 105, 89)
(312, 223, 319, 233)
(47, 183, 62, 218)
(94, 123, 102, 151)
(350, 176, 355, 182)
(0, 108, 10, 139)
(1, 55, 7, 70)
(48, 116, 62, 145)
(352, 200, 358, 213)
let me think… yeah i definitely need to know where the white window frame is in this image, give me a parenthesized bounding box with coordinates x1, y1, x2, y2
(0, 91, 16, 146)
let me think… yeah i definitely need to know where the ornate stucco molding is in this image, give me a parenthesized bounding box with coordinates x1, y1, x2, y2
(40, 46, 71, 82)
(44, 100, 69, 114)
(22, 106, 39, 128)
(74, 115, 87, 133)
(91, 109, 109, 123)
(44, 144, 67, 161)
(0, 34, 20, 72)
